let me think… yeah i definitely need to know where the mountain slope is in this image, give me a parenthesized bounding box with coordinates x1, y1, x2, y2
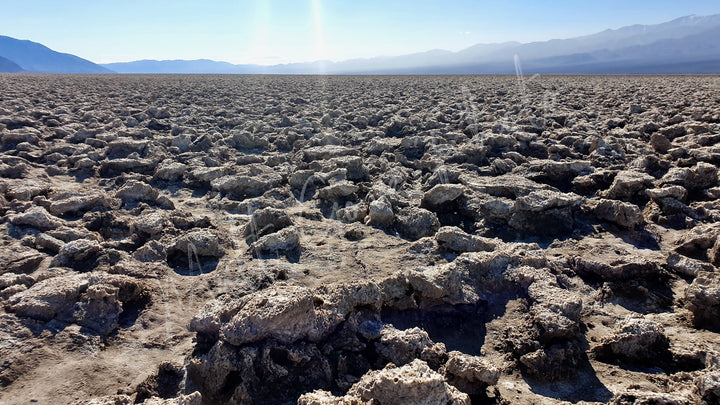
(102, 59, 245, 74)
(466, 14, 720, 63)
(100, 13, 720, 74)
(337, 14, 720, 74)
(589, 26, 720, 64)
(0, 36, 112, 73)
(0, 55, 23, 72)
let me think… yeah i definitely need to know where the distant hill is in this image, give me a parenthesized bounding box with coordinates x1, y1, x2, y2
(0, 35, 112, 73)
(2, 13, 719, 75)
(102, 59, 243, 74)
(0, 55, 23, 72)
(102, 14, 720, 74)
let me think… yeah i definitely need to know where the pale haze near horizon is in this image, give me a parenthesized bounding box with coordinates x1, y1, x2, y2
(2, 0, 719, 65)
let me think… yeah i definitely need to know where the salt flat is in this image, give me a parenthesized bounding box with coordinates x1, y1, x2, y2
(0, 74, 719, 404)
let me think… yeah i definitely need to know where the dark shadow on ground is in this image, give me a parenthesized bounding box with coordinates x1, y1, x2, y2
(603, 277, 675, 314)
(604, 224, 661, 251)
(166, 251, 220, 276)
(253, 248, 302, 264)
(71, 170, 95, 183)
(524, 368, 613, 404)
(523, 333, 614, 403)
(381, 294, 517, 356)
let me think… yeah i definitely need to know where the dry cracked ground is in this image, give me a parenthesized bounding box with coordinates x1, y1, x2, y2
(0, 74, 719, 405)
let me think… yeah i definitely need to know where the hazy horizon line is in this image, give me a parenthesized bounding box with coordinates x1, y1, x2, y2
(93, 13, 713, 66)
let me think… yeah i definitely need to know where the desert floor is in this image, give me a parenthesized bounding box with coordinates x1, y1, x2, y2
(0, 74, 719, 404)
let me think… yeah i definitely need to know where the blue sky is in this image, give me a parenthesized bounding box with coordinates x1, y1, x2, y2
(2, 0, 719, 64)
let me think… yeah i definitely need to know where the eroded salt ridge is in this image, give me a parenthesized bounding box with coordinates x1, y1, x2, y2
(0, 75, 718, 404)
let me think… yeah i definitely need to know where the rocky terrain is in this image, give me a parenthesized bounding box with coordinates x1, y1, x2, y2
(0, 74, 718, 404)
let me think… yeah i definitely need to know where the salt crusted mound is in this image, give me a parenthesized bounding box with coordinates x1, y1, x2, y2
(0, 75, 718, 404)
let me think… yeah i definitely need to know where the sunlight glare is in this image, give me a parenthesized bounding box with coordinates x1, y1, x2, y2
(312, 0, 327, 73)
